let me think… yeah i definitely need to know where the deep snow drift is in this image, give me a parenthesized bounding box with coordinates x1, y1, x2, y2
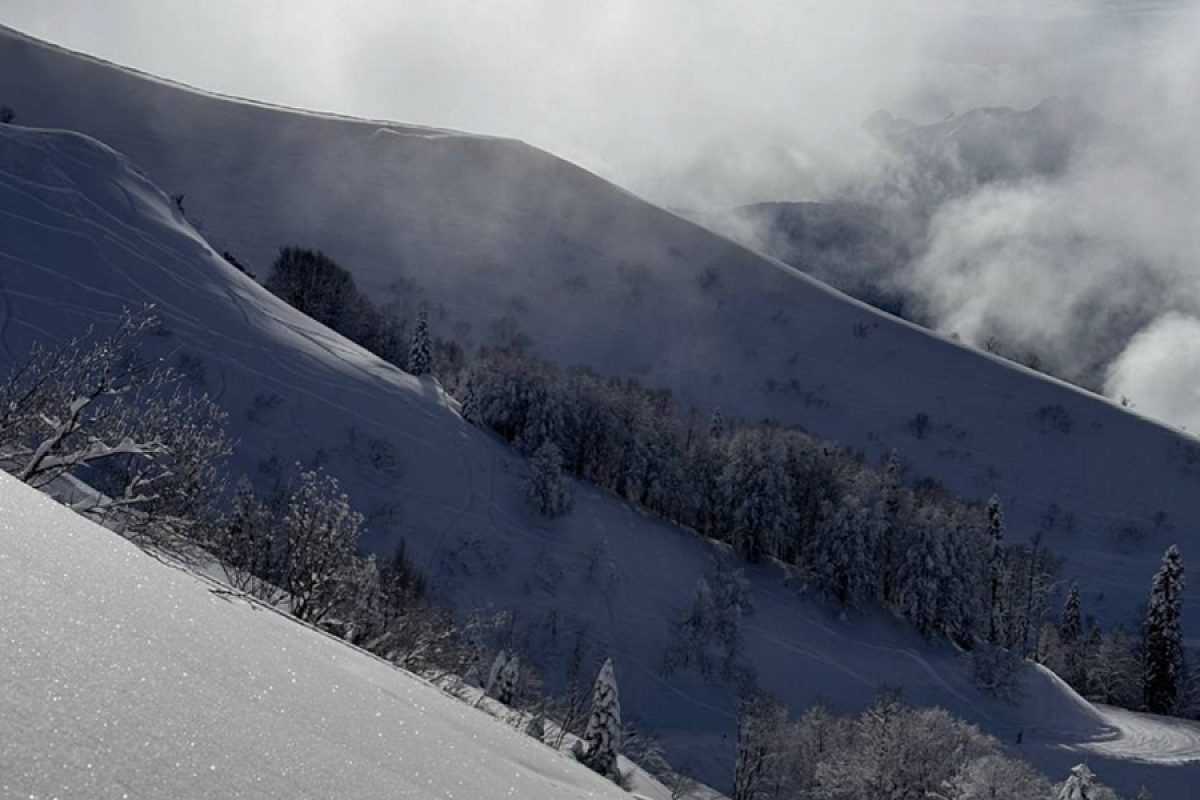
(1, 122, 1198, 796)
(1, 24, 1198, 642)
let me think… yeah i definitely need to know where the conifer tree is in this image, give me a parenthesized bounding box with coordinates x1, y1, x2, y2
(1144, 544, 1185, 714)
(1061, 584, 1082, 646)
(408, 307, 433, 376)
(877, 449, 905, 604)
(882, 449, 902, 519)
(523, 441, 573, 517)
(722, 432, 794, 563)
(581, 658, 622, 780)
(816, 496, 879, 608)
(460, 372, 480, 424)
(488, 651, 520, 706)
(485, 650, 509, 700)
(1061, 584, 1085, 687)
(986, 494, 1006, 645)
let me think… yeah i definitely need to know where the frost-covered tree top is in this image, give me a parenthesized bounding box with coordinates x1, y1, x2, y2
(1056, 763, 1096, 800)
(1144, 544, 1185, 714)
(582, 657, 621, 780)
(408, 307, 433, 377)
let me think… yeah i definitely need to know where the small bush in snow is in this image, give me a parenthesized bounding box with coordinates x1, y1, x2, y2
(0, 105, 14, 124)
(280, 468, 362, 624)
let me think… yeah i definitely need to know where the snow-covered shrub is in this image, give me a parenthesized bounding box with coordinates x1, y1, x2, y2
(0, 309, 231, 537)
(523, 441, 573, 517)
(280, 468, 362, 624)
(212, 477, 284, 600)
(945, 753, 1053, 799)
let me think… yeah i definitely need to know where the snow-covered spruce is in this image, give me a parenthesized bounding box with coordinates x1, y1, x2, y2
(1144, 545, 1185, 715)
(580, 658, 621, 780)
(460, 371, 481, 424)
(485, 650, 521, 706)
(1057, 763, 1098, 800)
(408, 307, 433, 377)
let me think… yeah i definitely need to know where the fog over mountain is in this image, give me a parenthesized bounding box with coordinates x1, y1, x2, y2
(3, 0, 1199, 429)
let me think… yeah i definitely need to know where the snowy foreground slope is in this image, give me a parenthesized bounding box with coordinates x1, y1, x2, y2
(0, 471, 639, 800)
(2, 24, 1200, 636)
(1, 124, 1198, 797)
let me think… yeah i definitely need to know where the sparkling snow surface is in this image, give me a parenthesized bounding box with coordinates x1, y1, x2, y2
(0, 472, 633, 800)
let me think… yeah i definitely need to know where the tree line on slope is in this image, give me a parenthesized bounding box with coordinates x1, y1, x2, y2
(262, 246, 460, 378)
(247, 245, 1178, 788)
(462, 345, 1056, 682)
(466, 343, 1194, 723)
(259, 244, 1193, 723)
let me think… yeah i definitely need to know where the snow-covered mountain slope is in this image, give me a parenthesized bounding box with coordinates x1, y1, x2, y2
(1, 122, 1197, 798)
(2, 24, 1198, 642)
(1, 24, 1199, 636)
(0, 470, 642, 800)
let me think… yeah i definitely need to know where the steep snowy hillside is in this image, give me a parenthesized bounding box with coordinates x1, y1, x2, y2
(0, 470, 642, 799)
(1, 122, 1197, 797)
(1, 23, 1199, 639)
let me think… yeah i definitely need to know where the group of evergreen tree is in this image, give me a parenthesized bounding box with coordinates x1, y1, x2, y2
(264, 247, 457, 379)
(1039, 546, 1188, 718)
(464, 348, 1056, 653)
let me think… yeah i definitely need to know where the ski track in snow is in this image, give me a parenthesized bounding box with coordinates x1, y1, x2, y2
(1073, 706, 1200, 766)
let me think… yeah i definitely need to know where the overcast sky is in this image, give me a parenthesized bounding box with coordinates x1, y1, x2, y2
(0, 0, 1185, 204)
